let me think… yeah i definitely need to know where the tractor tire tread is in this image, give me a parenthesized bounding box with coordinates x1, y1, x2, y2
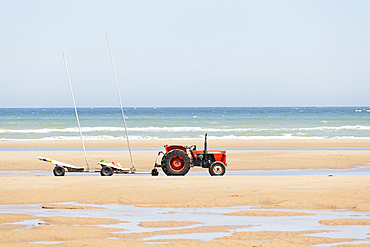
(161, 149, 190, 176)
(209, 161, 226, 176)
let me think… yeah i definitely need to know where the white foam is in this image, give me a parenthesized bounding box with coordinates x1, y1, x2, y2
(2, 125, 369, 134)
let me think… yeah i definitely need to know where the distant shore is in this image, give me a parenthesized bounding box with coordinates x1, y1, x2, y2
(1, 138, 370, 148)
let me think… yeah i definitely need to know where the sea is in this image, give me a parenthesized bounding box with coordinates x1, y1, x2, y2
(0, 107, 370, 141)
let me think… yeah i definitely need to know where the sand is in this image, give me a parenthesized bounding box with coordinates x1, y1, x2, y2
(1, 174, 369, 210)
(1, 139, 370, 246)
(320, 219, 370, 226)
(1, 139, 370, 171)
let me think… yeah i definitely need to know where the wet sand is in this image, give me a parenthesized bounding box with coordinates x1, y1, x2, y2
(1, 174, 369, 210)
(1, 139, 370, 246)
(1, 139, 370, 171)
(1, 138, 370, 148)
(2, 149, 370, 172)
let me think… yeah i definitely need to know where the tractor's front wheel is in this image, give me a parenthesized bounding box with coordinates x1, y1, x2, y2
(161, 149, 190, 176)
(100, 166, 114, 176)
(209, 161, 226, 176)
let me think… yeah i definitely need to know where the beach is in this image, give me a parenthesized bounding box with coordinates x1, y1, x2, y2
(1, 0, 368, 242)
(1, 139, 370, 246)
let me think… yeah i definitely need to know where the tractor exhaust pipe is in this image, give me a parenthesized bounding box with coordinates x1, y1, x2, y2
(204, 133, 207, 163)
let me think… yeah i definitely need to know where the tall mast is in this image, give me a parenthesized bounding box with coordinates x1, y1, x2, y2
(106, 33, 135, 172)
(63, 53, 90, 171)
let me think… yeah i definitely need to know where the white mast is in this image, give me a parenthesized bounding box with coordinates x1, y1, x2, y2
(63, 53, 90, 171)
(106, 33, 135, 172)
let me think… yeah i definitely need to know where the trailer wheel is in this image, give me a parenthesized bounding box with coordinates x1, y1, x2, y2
(151, 168, 159, 176)
(100, 166, 113, 176)
(209, 162, 226, 176)
(162, 149, 190, 176)
(53, 166, 65, 176)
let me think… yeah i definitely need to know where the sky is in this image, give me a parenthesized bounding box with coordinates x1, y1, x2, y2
(0, 0, 369, 107)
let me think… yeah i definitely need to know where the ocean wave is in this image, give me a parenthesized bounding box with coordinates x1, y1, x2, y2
(1, 125, 370, 134)
(294, 125, 370, 131)
(0, 127, 121, 134)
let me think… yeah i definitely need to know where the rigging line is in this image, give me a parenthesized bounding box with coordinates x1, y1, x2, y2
(106, 33, 135, 171)
(63, 53, 90, 171)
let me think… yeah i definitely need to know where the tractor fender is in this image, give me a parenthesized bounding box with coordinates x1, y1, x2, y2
(165, 145, 187, 153)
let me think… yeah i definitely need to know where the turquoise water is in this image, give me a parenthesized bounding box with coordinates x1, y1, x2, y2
(0, 107, 370, 140)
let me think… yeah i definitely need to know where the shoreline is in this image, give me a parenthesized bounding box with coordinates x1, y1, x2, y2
(1, 138, 370, 148)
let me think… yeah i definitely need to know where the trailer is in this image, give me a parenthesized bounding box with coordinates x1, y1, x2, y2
(38, 156, 84, 176)
(98, 160, 131, 175)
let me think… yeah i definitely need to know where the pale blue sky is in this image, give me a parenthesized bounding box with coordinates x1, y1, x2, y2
(0, 0, 369, 107)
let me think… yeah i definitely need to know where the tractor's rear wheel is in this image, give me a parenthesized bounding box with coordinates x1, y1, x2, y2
(209, 161, 226, 176)
(162, 149, 190, 176)
(100, 166, 114, 176)
(53, 166, 65, 176)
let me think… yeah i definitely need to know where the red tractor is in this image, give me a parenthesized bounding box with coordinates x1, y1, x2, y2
(151, 134, 227, 176)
